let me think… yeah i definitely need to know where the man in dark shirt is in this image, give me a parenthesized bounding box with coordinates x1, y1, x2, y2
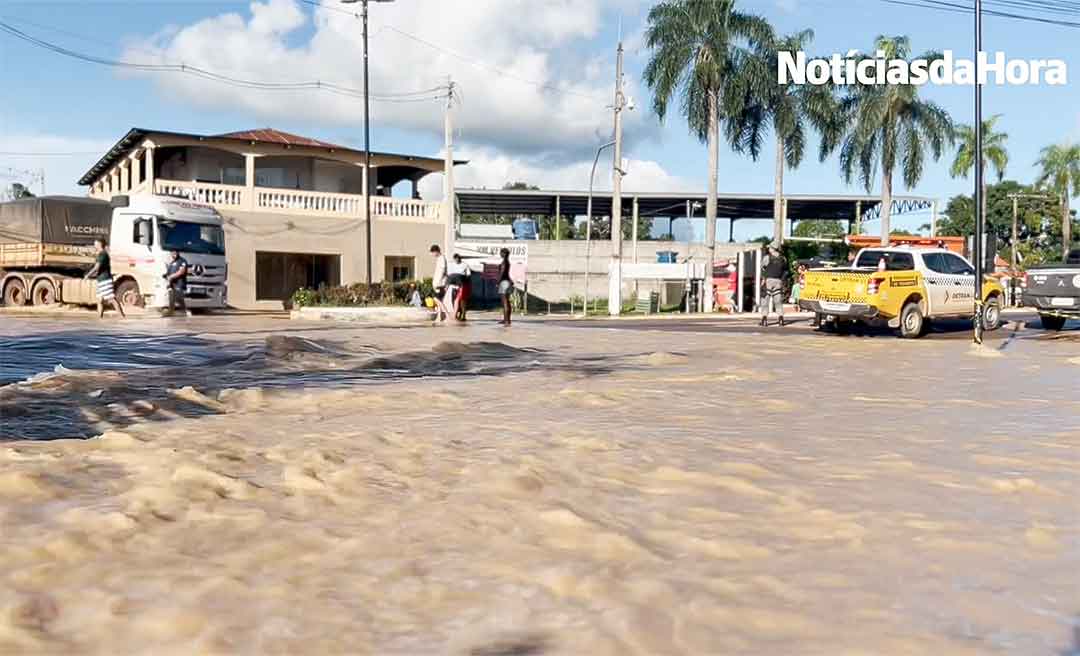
(163, 250, 191, 316)
(84, 238, 125, 319)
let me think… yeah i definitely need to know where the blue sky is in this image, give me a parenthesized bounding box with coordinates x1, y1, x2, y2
(1, 0, 1078, 241)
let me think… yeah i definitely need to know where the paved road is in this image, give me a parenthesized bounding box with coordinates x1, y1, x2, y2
(546, 311, 1071, 342)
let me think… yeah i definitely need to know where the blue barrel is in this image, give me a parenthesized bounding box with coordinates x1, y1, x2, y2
(657, 250, 677, 263)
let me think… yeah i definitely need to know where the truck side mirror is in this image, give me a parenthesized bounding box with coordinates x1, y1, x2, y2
(135, 220, 153, 247)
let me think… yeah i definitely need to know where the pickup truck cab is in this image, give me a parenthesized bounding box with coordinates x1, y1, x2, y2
(799, 247, 1004, 338)
(1022, 248, 1080, 330)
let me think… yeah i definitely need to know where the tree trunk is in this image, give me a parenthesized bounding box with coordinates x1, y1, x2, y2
(773, 134, 785, 246)
(879, 170, 893, 246)
(703, 89, 718, 313)
(1064, 193, 1072, 258)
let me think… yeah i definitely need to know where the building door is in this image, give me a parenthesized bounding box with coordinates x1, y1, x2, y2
(385, 256, 415, 282)
(256, 252, 341, 302)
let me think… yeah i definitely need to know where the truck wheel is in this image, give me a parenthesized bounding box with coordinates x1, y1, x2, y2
(115, 279, 143, 307)
(982, 298, 1001, 331)
(30, 279, 58, 306)
(899, 302, 924, 338)
(1039, 314, 1067, 331)
(2, 277, 28, 306)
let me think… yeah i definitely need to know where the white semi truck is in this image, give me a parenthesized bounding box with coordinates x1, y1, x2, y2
(0, 194, 227, 310)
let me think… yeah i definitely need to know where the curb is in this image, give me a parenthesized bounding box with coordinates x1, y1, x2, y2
(290, 306, 437, 324)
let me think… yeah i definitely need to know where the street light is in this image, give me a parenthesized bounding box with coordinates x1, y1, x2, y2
(342, 0, 394, 284)
(584, 140, 616, 316)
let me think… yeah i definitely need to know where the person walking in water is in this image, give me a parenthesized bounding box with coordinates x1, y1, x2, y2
(760, 243, 788, 327)
(84, 238, 125, 319)
(429, 244, 450, 323)
(449, 254, 471, 321)
(163, 249, 191, 317)
(498, 247, 514, 326)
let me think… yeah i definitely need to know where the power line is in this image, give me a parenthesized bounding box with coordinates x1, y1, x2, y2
(0, 19, 448, 102)
(0, 151, 102, 156)
(301, 0, 607, 102)
(879, 0, 1080, 27)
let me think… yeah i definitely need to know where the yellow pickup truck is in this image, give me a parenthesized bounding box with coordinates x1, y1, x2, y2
(798, 247, 1004, 338)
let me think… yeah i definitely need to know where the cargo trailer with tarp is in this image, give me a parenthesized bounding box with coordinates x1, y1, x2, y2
(0, 196, 112, 270)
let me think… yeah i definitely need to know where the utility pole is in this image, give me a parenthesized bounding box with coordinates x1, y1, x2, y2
(443, 77, 456, 255)
(608, 38, 626, 317)
(972, 0, 984, 345)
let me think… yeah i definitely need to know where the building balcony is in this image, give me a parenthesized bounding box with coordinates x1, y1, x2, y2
(144, 179, 442, 221)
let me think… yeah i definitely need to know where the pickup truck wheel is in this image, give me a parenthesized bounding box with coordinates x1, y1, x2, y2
(30, 279, 58, 306)
(2, 277, 28, 306)
(982, 298, 1002, 331)
(115, 279, 143, 308)
(1039, 314, 1067, 331)
(899, 302, 925, 338)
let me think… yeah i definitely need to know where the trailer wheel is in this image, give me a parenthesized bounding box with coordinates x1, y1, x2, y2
(115, 279, 143, 307)
(2, 277, 28, 306)
(30, 278, 58, 306)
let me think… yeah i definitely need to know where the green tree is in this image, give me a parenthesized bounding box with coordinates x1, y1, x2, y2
(726, 29, 839, 245)
(644, 0, 771, 295)
(825, 36, 954, 246)
(1034, 142, 1080, 257)
(950, 114, 1009, 234)
(939, 179, 1065, 264)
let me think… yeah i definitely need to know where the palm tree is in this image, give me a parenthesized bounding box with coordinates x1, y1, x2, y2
(826, 36, 954, 246)
(1034, 143, 1080, 256)
(725, 29, 839, 245)
(950, 114, 1009, 239)
(643, 0, 771, 307)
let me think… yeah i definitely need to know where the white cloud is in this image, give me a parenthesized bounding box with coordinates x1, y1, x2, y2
(0, 133, 114, 196)
(123, 0, 656, 161)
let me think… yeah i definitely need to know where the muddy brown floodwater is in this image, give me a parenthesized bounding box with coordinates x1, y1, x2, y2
(1, 316, 1078, 655)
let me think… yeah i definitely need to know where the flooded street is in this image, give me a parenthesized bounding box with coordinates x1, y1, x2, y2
(1, 314, 1078, 654)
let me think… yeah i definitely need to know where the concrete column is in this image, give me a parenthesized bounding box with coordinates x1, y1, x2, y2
(930, 199, 938, 237)
(130, 155, 141, 192)
(555, 195, 561, 241)
(631, 196, 639, 263)
(729, 218, 736, 242)
(244, 153, 256, 210)
(146, 147, 155, 193)
(120, 162, 130, 192)
(854, 200, 862, 235)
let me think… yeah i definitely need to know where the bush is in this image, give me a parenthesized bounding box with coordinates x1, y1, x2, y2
(291, 278, 434, 308)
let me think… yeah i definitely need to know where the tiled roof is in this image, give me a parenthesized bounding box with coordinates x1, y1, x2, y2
(215, 128, 347, 150)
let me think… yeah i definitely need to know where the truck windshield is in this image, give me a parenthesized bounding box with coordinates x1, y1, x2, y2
(158, 219, 225, 255)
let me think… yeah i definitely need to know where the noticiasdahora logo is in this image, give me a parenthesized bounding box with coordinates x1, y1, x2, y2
(779, 50, 1068, 86)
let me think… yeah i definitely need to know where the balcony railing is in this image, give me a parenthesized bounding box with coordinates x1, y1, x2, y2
(151, 179, 440, 221)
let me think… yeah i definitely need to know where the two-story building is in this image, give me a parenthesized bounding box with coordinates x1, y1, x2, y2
(79, 127, 462, 309)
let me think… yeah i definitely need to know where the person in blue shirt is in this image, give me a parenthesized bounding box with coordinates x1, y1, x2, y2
(163, 250, 191, 317)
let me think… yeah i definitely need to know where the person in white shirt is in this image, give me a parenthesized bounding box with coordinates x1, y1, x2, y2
(430, 244, 449, 322)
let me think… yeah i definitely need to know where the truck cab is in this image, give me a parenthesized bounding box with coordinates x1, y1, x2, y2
(109, 195, 228, 309)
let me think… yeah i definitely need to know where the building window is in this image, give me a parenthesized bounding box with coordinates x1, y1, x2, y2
(256, 251, 341, 302)
(385, 256, 415, 282)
